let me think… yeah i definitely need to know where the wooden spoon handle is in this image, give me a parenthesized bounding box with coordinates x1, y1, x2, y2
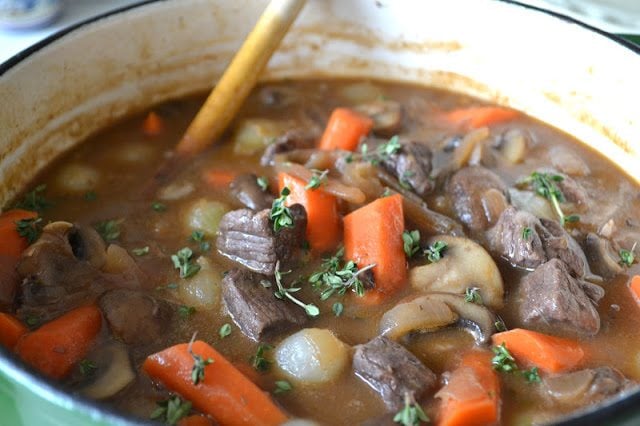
(176, 0, 307, 156)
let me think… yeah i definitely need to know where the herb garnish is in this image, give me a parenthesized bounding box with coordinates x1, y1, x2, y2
(219, 323, 232, 339)
(171, 247, 201, 278)
(362, 135, 402, 165)
(152, 201, 167, 212)
(522, 227, 532, 240)
(15, 217, 43, 244)
(491, 343, 518, 373)
(188, 336, 213, 385)
(519, 172, 579, 226)
(492, 343, 540, 384)
(270, 187, 294, 232)
(178, 306, 196, 319)
(305, 169, 329, 190)
(95, 219, 122, 242)
(522, 367, 541, 384)
(393, 392, 430, 426)
(402, 230, 421, 258)
(79, 359, 97, 377)
(190, 230, 210, 252)
(308, 247, 375, 300)
(332, 302, 344, 317)
(424, 240, 447, 263)
(274, 380, 293, 394)
(131, 246, 149, 256)
(464, 287, 483, 305)
(274, 262, 320, 317)
(14, 184, 49, 213)
(150, 395, 192, 425)
(251, 343, 273, 372)
(494, 319, 508, 332)
(619, 242, 637, 267)
(257, 176, 269, 192)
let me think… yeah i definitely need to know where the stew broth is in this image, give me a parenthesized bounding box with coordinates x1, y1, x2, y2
(3, 79, 640, 426)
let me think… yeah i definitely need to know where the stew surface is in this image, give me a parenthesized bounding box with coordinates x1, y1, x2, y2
(1, 79, 640, 426)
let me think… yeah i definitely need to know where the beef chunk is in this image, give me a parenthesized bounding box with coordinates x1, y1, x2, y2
(353, 336, 437, 411)
(99, 289, 173, 345)
(230, 173, 275, 210)
(544, 367, 633, 407)
(222, 268, 307, 341)
(364, 138, 434, 198)
(488, 207, 591, 278)
(448, 166, 507, 232)
(260, 130, 317, 167)
(487, 207, 546, 269)
(519, 259, 603, 336)
(216, 204, 307, 275)
(16, 222, 108, 322)
(354, 99, 403, 137)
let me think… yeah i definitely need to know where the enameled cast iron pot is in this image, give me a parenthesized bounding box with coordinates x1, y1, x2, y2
(0, 1, 639, 424)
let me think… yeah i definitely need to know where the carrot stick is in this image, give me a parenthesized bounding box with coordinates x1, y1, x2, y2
(178, 415, 215, 426)
(0, 313, 28, 350)
(629, 276, 640, 306)
(0, 209, 38, 259)
(344, 194, 406, 303)
(491, 328, 584, 373)
(279, 172, 341, 253)
(437, 351, 500, 426)
(441, 106, 519, 129)
(202, 170, 237, 189)
(143, 340, 288, 426)
(318, 107, 373, 151)
(15, 305, 102, 379)
(142, 111, 164, 136)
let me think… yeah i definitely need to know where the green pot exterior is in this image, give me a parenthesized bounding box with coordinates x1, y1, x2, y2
(0, 372, 116, 426)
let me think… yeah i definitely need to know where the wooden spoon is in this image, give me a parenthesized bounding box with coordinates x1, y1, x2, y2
(178, 0, 306, 156)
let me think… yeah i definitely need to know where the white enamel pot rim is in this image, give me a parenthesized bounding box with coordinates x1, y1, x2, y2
(0, 1, 638, 425)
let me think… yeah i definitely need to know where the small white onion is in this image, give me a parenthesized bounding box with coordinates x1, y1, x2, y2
(55, 163, 100, 194)
(276, 328, 349, 384)
(184, 198, 229, 237)
(178, 257, 221, 308)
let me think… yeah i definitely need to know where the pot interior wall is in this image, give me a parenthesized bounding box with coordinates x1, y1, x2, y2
(1, 0, 639, 207)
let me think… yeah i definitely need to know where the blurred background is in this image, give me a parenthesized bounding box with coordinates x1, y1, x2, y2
(0, 0, 638, 63)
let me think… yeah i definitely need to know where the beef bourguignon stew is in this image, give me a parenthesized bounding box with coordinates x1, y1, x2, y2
(1, 79, 639, 426)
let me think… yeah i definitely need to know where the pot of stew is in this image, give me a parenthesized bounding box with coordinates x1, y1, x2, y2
(1, 0, 639, 425)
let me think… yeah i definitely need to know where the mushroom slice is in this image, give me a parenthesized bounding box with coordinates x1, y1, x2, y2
(380, 293, 497, 345)
(80, 343, 135, 399)
(409, 235, 504, 309)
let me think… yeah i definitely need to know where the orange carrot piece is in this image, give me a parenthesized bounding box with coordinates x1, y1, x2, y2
(142, 111, 164, 136)
(438, 351, 500, 426)
(0, 209, 38, 259)
(344, 194, 406, 302)
(178, 415, 215, 426)
(0, 313, 28, 350)
(629, 276, 640, 306)
(442, 106, 519, 129)
(318, 107, 373, 151)
(491, 328, 584, 373)
(279, 172, 341, 253)
(202, 170, 237, 189)
(15, 305, 102, 379)
(143, 340, 288, 426)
